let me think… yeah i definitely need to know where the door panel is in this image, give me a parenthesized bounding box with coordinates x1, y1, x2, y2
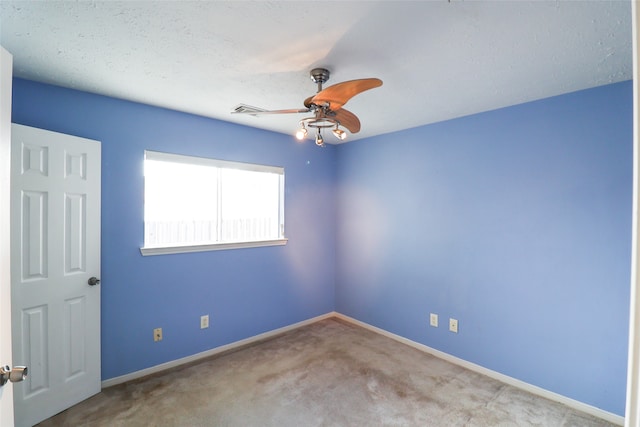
(65, 193, 86, 273)
(22, 306, 47, 397)
(11, 124, 101, 427)
(21, 191, 48, 280)
(64, 296, 86, 379)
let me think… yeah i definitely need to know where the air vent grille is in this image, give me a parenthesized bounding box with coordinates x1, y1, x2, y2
(233, 104, 266, 115)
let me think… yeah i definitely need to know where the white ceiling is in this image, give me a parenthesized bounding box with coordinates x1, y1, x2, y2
(0, 1, 632, 143)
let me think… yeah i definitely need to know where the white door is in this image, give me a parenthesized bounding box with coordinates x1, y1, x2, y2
(0, 46, 15, 427)
(10, 124, 101, 427)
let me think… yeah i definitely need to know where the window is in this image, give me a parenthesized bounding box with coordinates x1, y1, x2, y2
(140, 151, 286, 255)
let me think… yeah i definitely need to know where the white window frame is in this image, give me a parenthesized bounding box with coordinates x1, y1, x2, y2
(140, 150, 287, 256)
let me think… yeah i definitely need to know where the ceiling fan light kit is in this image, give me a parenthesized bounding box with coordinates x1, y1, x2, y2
(332, 128, 346, 140)
(295, 127, 308, 140)
(232, 68, 382, 146)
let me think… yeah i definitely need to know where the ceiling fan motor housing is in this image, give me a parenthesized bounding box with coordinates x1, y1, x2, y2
(310, 68, 330, 85)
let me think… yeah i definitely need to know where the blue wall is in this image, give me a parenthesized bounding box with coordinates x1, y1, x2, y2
(12, 78, 632, 416)
(335, 81, 633, 415)
(12, 78, 337, 380)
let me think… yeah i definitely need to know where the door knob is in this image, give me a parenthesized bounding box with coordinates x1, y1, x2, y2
(88, 277, 100, 286)
(0, 365, 27, 387)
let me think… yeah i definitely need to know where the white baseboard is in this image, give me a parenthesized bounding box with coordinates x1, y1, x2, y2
(101, 312, 335, 388)
(333, 313, 625, 426)
(102, 311, 624, 426)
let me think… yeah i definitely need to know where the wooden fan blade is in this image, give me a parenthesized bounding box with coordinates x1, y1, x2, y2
(311, 78, 382, 111)
(303, 96, 314, 108)
(333, 108, 361, 134)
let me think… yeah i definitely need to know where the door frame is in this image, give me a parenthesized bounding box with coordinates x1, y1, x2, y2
(0, 46, 14, 426)
(626, 2, 640, 426)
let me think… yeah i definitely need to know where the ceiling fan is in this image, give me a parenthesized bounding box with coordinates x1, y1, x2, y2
(232, 68, 383, 146)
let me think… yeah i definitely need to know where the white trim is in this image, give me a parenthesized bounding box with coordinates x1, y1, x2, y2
(140, 238, 288, 256)
(101, 312, 334, 388)
(144, 150, 284, 175)
(334, 313, 625, 426)
(0, 45, 14, 427)
(627, 4, 640, 427)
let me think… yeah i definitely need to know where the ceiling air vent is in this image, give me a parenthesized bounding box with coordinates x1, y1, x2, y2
(232, 104, 267, 116)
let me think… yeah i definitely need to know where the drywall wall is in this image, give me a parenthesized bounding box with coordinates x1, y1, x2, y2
(12, 77, 632, 416)
(11, 78, 337, 380)
(335, 81, 633, 416)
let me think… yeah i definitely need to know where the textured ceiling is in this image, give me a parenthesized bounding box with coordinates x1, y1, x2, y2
(0, 1, 633, 144)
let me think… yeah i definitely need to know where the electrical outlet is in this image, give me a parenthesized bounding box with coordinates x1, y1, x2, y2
(449, 318, 458, 333)
(154, 327, 162, 342)
(429, 313, 438, 327)
(200, 314, 209, 329)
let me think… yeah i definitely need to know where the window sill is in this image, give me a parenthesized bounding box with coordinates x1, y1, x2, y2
(140, 238, 288, 256)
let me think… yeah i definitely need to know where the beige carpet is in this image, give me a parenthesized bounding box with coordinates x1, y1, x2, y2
(38, 318, 616, 426)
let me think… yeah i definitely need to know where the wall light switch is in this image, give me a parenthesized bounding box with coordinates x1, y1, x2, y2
(154, 327, 162, 342)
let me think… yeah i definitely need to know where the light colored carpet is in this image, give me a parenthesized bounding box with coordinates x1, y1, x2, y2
(38, 318, 616, 426)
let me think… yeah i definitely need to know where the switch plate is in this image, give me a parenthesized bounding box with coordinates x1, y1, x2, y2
(200, 315, 209, 329)
(429, 313, 438, 327)
(449, 318, 458, 333)
(154, 327, 162, 342)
